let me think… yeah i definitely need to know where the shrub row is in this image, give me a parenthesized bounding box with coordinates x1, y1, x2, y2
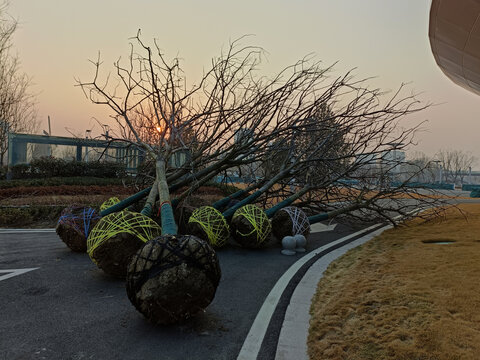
(0, 185, 137, 199)
(9, 157, 127, 179)
(0, 205, 65, 228)
(0, 177, 135, 189)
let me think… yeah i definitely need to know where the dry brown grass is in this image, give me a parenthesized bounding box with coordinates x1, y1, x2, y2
(308, 203, 480, 360)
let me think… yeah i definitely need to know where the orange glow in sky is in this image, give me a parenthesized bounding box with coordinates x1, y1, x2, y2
(9, 0, 480, 162)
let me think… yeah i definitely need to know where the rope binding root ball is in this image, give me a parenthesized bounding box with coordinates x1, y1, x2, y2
(126, 234, 221, 325)
(56, 206, 101, 252)
(188, 206, 230, 248)
(230, 204, 271, 249)
(271, 206, 310, 241)
(100, 197, 121, 211)
(87, 210, 162, 278)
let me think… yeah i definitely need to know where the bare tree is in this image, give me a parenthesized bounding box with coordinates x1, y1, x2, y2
(0, 2, 38, 165)
(404, 151, 436, 183)
(436, 149, 476, 185)
(77, 32, 449, 226)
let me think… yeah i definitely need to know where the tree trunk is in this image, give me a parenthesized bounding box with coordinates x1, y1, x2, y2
(156, 158, 177, 235)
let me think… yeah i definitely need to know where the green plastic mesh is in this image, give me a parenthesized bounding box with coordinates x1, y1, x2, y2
(188, 206, 230, 248)
(100, 197, 121, 211)
(231, 204, 272, 248)
(87, 210, 162, 265)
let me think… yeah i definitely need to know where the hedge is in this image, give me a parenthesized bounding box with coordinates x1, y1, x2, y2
(9, 157, 127, 179)
(0, 177, 135, 189)
(0, 205, 65, 228)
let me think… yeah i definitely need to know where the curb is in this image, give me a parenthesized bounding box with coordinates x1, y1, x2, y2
(274, 224, 392, 360)
(237, 222, 388, 360)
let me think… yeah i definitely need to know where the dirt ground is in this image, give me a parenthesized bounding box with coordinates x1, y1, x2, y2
(308, 203, 480, 360)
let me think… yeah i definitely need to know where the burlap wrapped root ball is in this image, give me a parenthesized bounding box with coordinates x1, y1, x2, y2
(87, 210, 162, 278)
(100, 197, 121, 211)
(126, 234, 221, 325)
(230, 204, 272, 249)
(271, 206, 310, 241)
(174, 197, 211, 235)
(188, 206, 230, 248)
(56, 206, 100, 252)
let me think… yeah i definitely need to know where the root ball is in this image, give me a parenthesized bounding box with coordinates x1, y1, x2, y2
(87, 210, 162, 278)
(100, 197, 121, 211)
(56, 206, 100, 252)
(230, 205, 271, 248)
(271, 206, 310, 241)
(126, 234, 221, 324)
(188, 206, 230, 248)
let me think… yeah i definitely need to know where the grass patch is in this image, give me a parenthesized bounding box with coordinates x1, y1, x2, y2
(308, 203, 480, 360)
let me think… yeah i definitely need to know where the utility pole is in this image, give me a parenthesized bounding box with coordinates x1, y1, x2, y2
(47, 116, 52, 156)
(85, 129, 91, 163)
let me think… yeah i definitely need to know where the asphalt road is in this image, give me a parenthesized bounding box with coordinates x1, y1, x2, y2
(0, 222, 365, 360)
(3, 194, 478, 360)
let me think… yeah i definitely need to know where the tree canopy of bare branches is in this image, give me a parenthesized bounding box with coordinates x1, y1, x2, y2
(436, 149, 476, 185)
(0, 2, 38, 165)
(77, 32, 450, 226)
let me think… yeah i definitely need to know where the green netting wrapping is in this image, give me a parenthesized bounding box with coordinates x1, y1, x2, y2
(56, 206, 101, 252)
(188, 206, 230, 248)
(230, 204, 272, 249)
(126, 234, 221, 325)
(100, 197, 121, 211)
(271, 206, 311, 241)
(87, 210, 162, 278)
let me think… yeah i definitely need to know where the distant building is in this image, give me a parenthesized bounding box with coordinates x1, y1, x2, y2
(381, 149, 405, 165)
(355, 153, 378, 167)
(32, 143, 51, 158)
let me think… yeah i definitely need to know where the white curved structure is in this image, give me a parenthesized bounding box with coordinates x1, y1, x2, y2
(429, 0, 480, 95)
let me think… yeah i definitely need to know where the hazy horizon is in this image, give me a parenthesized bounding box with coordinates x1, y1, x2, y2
(9, 0, 480, 164)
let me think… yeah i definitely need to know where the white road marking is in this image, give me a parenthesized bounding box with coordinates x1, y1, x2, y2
(236, 222, 383, 360)
(274, 225, 392, 360)
(0, 268, 39, 282)
(0, 229, 55, 234)
(238, 207, 423, 360)
(310, 223, 337, 233)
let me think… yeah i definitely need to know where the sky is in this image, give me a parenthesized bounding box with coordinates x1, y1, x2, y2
(8, 0, 480, 162)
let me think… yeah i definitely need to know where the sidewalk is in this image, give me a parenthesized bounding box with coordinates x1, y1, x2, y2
(237, 222, 391, 360)
(274, 225, 391, 360)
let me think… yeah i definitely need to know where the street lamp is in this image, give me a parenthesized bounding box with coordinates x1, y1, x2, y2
(102, 124, 110, 139)
(85, 129, 92, 162)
